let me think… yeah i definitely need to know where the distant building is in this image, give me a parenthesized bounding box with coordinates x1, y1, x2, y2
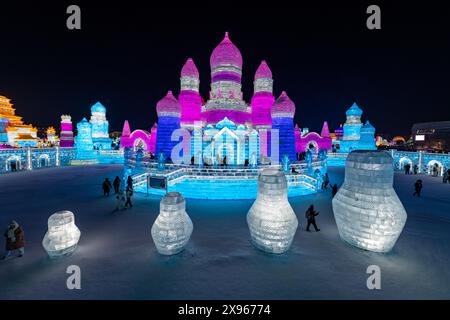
(412, 121, 450, 152)
(0, 95, 38, 147)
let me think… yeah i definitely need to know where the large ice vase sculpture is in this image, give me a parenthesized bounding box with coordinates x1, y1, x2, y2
(42, 210, 81, 258)
(151, 192, 193, 255)
(247, 169, 298, 254)
(332, 151, 407, 253)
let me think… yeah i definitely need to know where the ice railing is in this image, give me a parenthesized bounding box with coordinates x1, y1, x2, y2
(129, 159, 324, 191)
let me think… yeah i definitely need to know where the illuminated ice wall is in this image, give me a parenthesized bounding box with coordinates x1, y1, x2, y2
(332, 151, 407, 252)
(75, 118, 94, 159)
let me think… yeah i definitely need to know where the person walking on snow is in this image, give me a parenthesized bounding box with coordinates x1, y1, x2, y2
(2, 221, 25, 260)
(127, 175, 133, 189)
(305, 205, 320, 232)
(124, 185, 133, 209)
(322, 173, 330, 190)
(413, 179, 423, 197)
(331, 184, 338, 198)
(113, 176, 121, 194)
(102, 178, 112, 196)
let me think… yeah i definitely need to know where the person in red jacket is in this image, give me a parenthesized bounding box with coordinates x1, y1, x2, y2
(2, 220, 25, 260)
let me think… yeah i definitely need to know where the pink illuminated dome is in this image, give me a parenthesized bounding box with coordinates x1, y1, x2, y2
(255, 60, 272, 79)
(181, 58, 199, 78)
(210, 32, 243, 69)
(156, 91, 181, 116)
(272, 91, 295, 117)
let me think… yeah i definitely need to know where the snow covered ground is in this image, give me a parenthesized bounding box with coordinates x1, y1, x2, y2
(0, 165, 449, 299)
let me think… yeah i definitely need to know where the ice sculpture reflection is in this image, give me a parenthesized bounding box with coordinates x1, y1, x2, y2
(151, 192, 193, 255)
(42, 210, 81, 258)
(247, 169, 298, 254)
(332, 151, 407, 253)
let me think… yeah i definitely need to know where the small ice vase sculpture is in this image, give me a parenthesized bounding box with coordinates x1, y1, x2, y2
(151, 192, 193, 255)
(42, 211, 81, 258)
(247, 169, 298, 254)
(332, 151, 407, 253)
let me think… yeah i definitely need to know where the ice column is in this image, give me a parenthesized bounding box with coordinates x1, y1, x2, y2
(332, 151, 407, 253)
(151, 192, 193, 255)
(247, 169, 298, 254)
(42, 211, 81, 258)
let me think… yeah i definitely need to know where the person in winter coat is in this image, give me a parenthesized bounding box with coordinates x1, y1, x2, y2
(113, 176, 121, 194)
(125, 185, 133, 208)
(413, 179, 423, 197)
(322, 173, 330, 190)
(331, 184, 338, 198)
(305, 205, 320, 232)
(127, 176, 133, 189)
(413, 164, 418, 175)
(443, 170, 449, 184)
(2, 221, 25, 259)
(102, 178, 112, 196)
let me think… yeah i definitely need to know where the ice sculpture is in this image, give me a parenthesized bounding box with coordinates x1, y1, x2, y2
(151, 192, 193, 255)
(42, 211, 81, 258)
(247, 169, 298, 254)
(332, 151, 407, 253)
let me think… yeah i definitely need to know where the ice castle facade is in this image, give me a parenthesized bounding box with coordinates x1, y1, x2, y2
(339, 103, 376, 153)
(120, 32, 332, 164)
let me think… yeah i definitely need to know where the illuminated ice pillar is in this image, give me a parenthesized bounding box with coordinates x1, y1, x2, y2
(358, 121, 377, 150)
(271, 92, 296, 161)
(151, 192, 193, 255)
(155, 91, 181, 159)
(42, 210, 81, 258)
(192, 123, 203, 164)
(332, 151, 407, 253)
(247, 169, 298, 254)
(60, 115, 74, 148)
(251, 60, 274, 128)
(179, 58, 202, 128)
(149, 123, 157, 154)
(26, 147, 32, 170)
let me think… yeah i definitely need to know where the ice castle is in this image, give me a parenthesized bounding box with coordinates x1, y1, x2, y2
(121, 32, 332, 164)
(338, 102, 376, 153)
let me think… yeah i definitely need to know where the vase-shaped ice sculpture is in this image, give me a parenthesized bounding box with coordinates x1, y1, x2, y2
(332, 151, 407, 253)
(247, 169, 298, 254)
(42, 211, 81, 258)
(151, 192, 193, 255)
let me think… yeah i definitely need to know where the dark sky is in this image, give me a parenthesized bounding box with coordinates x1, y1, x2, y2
(1, 1, 449, 137)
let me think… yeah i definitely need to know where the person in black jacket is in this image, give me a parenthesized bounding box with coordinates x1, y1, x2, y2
(305, 204, 320, 232)
(331, 184, 338, 198)
(102, 178, 112, 196)
(113, 176, 121, 194)
(413, 179, 423, 197)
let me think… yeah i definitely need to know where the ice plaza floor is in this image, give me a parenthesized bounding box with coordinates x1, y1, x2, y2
(0, 165, 449, 299)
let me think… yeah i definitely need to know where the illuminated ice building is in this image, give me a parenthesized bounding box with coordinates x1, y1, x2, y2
(89, 102, 112, 150)
(0, 95, 38, 147)
(338, 102, 376, 153)
(121, 32, 331, 163)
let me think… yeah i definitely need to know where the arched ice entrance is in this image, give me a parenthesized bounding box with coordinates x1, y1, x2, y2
(6, 156, 21, 172)
(306, 140, 319, 154)
(399, 157, 413, 170)
(427, 160, 444, 176)
(133, 138, 147, 152)
(38, 154, 50, 167)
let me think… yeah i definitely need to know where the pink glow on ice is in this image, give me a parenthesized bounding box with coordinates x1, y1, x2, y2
(210, 32, 243, 69)
(122, 120, 131, 137)
(255, 60, 272, 79)
(156, 91, 181, 116)
(179, 90, 202, 125)
(295, 125, 302, 153)
(251, 92, 274, 127)
(297, 132, 332, 153)
(181, 58, 199, 78)
(149, 123, 157, 153)
(321, 121, 330, 137)
(272, 91, 295, 117)
(202, 110, 251, 125)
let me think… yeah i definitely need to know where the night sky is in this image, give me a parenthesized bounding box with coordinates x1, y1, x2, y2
(1, 1, 449, 137)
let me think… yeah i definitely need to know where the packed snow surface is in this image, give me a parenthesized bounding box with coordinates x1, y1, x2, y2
(0, 165, 449, 299)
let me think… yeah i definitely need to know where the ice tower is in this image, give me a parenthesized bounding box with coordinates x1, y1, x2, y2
(203, 32, 251, 125)
(155, 91, 181, 159)
(89, 102, 112, 150)
(75, 118, 94, 159)
(60, 115, 74, 148)
(179, 58, 202, 128)
(271, 91, 296, 161)
(251, 60, 274, 128)
(359, 121, 377, 150)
